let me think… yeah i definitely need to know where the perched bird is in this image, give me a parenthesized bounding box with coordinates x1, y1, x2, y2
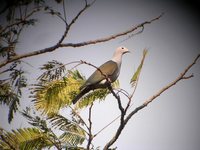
(72, 46, 129, 104)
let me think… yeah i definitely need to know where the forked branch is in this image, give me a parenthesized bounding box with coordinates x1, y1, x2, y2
(103, 53, 200, 150)
(0, 13, 163, 68)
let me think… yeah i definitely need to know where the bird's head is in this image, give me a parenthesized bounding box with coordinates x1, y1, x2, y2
(112, 46, 130, 65)
(116, 46, 129, 55)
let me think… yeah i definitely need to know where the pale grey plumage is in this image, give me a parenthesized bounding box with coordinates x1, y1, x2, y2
(72, 46, 129, 104)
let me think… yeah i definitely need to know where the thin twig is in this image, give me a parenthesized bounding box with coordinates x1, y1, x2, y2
(62, 0, 67, 23)
(115, 88, 130, 98)
(94, 115, 120, 137)
(60, 0, 95, 42)
(69, 106, 90, 135)
(119, 25, 144, 43)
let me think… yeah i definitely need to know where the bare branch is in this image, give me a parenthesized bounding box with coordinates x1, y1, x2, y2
(135, 54, 199, 109)
(62, 0, 95, 40)
(115, 88, 130, 99)
(103, 53, 200, 149)
(119, 25, 144, 43)
(0, 14, 163, 68)
(61, 13, 164, 48)
(87, 103, 94, 150)
(108, 85, 124, 114)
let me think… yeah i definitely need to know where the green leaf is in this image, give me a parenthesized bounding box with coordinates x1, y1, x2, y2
(77, 89, 109, 109)
(0, 128, 53, 150)
(32, 70, 85, 115)
(48, 114, 86, 147)
(76, 80, 120, 109)
(0, 81, 12, 105)
(0, 81, 21, 123)
(21, 108, 48, 132)
(8, 94, 20, 123)
(0, 62, 27, 123)
(130, 49, 148, 87)
(38, 60, 66, 82)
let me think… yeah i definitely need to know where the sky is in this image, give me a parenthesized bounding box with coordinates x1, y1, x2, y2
(0, 0, 200, 149)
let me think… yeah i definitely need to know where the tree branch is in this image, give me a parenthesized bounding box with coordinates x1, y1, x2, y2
(103, 53, 200, 150)
(0, 13, 163, 68)
(57, 0, 94, 44)
(60, 13, 164, 48)
(0, 6, 43, 35)
(108, 85, 125, 115)
(87, 103, 94, 150)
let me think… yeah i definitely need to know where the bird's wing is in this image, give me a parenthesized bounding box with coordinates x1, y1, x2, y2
(81, 60, 118, 89)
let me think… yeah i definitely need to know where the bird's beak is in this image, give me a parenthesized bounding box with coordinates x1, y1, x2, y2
(124, 51, 131, 54)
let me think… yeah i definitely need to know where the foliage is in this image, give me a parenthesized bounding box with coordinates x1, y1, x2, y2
(21, 108, 49, 132)
(32, 63, 120, 114)
(0, 0, 68, 122)
(0, 127, 53, 150)
(0, 0, 45, 123)
(0, 81, 20, 123)
(76, 80, 120, 109)
(38, 60, 66, 81)
(20, 108, 86, 149)
(31, 69, 85, 115)
(130, 49, 148, 86)
(49, 114, 86, 147)
(0, 61, 27, 123)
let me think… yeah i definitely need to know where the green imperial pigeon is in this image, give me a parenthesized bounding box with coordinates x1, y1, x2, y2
(72, 46, 129, 104)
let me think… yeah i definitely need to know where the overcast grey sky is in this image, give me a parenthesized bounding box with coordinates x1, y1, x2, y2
(0, 0, 200, 149)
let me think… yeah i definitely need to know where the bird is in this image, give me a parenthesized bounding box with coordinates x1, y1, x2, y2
(72, 46, 129, 104)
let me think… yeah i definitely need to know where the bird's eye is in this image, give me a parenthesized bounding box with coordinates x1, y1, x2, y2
(121, 47, 124, 49)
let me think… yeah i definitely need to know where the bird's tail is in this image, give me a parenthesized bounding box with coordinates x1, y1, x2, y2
(72, 88, 90, 104)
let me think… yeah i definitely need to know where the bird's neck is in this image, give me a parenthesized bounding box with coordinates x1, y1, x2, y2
(111, 53, 122, 67)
